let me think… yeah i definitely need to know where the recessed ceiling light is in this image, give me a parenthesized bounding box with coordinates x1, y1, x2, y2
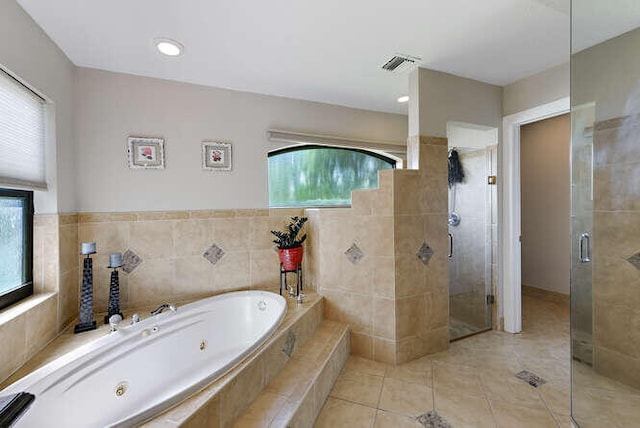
(397, 95, 409, 103)
(154, 38, 183, 57)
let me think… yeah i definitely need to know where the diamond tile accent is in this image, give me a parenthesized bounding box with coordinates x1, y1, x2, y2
(627, 252, 640, 270)
(121, 249, 142, 274)
(345, 243, 365, 265)
(203, 243, 225, 265)
(282, 331, 296, 357)
(515, 370, 547, 388)
(416, 242, 434, 265)
(417, 411, 452, 428)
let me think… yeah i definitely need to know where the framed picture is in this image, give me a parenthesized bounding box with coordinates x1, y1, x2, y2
(202, 141, 232, 171)
(128, 137, 165, 169)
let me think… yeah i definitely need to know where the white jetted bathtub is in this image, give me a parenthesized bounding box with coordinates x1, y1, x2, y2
(1, 290, 287, 427)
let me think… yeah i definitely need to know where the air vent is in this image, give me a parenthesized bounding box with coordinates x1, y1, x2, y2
(381, 54, 421, 73)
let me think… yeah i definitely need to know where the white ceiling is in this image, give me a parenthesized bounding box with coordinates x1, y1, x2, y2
(12, 0, 634, 114)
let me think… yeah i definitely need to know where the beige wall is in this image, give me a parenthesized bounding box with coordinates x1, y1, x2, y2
(520, 114, 570, 295)
(73, 68, 407, 213)
(408, 68, 503, 138)
(0, 0, 78, 383)
(0, 0, 76, 214)
(503, 63, 569, 116)
(573, 27, 640, 122)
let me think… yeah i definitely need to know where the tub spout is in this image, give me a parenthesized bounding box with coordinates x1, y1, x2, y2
(109, 314, 123, 332)
(151, 303, 177, 316)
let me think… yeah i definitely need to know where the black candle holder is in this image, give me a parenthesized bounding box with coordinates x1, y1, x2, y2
(104, 266, 123, 324)
(74, 253, 97, 334)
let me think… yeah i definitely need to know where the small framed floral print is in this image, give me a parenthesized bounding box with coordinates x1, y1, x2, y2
(202, 141, 232, 171)
(128, 137, 165, 169)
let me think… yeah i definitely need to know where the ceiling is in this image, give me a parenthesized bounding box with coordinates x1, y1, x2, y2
(12, 0, 637, 114)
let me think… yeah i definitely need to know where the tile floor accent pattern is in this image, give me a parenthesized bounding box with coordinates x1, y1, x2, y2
(315, 296, 572, 428)
(516, 370, 547, 388)
(417, 411, 452, 428)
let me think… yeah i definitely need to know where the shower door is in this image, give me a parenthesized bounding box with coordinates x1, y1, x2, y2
(448, 147, 495, 340)
(571, 2, 640, 425)
(570, 104, 594, 367)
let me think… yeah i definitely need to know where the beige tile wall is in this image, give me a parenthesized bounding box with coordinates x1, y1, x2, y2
(0, 213, 79, 383)
(58, 214, 79, 330)
(308, 135, 449, 365)
(306, 169, 396, 363)
(77, 209, 304, 313)
(593, 114, 640, 388)
(394, 136, 449, 364)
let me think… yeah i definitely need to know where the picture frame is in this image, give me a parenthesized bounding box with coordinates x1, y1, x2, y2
(202, 141, 232, 171)
(128, 137, 165, 169)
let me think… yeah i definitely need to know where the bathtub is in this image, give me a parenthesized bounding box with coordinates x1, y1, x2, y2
(1, 290, 287, 427)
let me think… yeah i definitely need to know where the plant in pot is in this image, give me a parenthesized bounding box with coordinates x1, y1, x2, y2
(271, 216, 308, 271)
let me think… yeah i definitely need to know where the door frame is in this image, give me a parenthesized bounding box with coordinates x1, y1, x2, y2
(500, 97, 570, 333)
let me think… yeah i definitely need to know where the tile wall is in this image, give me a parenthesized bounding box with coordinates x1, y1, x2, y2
(308, 135, 449, 365)
(306, 169, 396, 363)
(593, 114, 640, 388)
(0, 213, 78, 382)
(77, 209, 305, 313)
(394, 136, 449, 363)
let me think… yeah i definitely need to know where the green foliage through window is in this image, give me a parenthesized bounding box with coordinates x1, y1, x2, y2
(268, 145, 395, 207)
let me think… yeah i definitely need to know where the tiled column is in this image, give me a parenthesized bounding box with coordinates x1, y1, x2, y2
(394, 136, 449, 364)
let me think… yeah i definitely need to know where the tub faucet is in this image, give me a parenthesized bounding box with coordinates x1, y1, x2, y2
(109, 314, 123, 332)
(151, 303, 177, 316)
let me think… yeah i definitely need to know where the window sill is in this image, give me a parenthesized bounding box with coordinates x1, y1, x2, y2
(0, 292, 56, 326)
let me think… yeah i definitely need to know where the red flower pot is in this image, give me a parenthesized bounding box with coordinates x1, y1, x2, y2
(278, 247, 304, 271)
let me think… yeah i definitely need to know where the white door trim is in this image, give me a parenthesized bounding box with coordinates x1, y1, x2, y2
(500, 97, 570, 333)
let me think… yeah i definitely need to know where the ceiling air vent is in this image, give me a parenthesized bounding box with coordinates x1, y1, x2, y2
(381, 54, 421, 73)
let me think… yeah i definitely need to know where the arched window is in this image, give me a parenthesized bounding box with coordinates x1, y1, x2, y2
(268, 145, 396, 207)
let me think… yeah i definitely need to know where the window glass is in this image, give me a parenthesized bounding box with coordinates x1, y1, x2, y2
(268, 145, 395, 207)
(0, 189, 33, 309)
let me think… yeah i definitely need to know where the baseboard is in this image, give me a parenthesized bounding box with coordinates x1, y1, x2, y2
(522, 285, 569, 304)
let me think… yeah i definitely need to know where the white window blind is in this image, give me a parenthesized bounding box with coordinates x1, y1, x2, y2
(0, 69, 46, 190)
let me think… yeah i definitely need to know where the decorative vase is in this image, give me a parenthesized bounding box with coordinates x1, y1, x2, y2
(278, 247, 304, 271)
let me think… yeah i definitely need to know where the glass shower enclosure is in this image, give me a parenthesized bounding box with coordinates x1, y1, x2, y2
(571, 2, 640, 425)
(447, 123, 497, 340)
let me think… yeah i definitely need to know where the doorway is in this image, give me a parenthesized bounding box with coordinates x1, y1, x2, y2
(520, 114, 571, 305)
(501, 97, 570, 333)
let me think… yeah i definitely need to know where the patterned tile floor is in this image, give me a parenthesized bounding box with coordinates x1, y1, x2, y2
(316, 296, 573, 427)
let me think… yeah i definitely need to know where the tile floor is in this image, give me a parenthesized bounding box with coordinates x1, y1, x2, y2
(316, 296, 573, 427)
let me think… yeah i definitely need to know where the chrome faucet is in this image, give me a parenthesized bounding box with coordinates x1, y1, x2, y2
(109, 314, 123, 332)
(130, 313, 140, 325)
(151, 303, 177, 316)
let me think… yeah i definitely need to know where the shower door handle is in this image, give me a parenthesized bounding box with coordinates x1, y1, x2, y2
(448, 233, 454, 259)
(579, 233, 591, 263)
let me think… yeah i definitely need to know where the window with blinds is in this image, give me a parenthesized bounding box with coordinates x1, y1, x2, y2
(0, 68, 46, 190)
